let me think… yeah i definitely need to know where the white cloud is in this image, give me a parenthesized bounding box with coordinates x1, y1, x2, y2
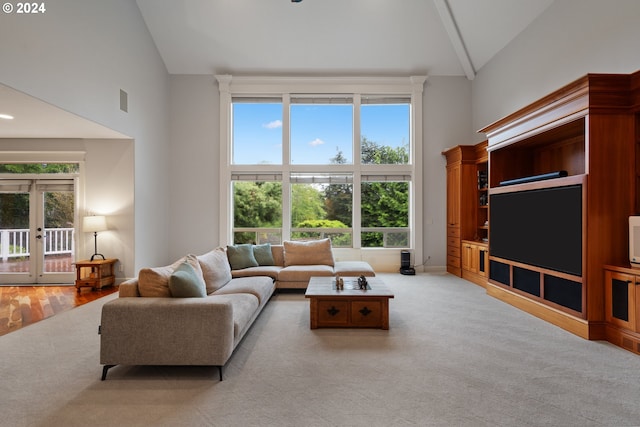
(263, 120, 282, 129)
(309, 138, 325, 147)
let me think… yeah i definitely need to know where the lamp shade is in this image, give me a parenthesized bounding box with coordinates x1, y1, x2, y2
(83, 215, 108, 233)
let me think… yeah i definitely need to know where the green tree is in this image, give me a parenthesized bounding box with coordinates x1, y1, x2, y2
(291, 184, 326, 226)
(360, 137, 410, 247)
(233, 181, 282, 227)
(361, 136, 409, 164)
(292, 219, 351, 247)
(0, 194, 29, 228)
(325, 150, 352, 226)
(0, 163, 77, 231)
(0, 163, 78, 173)
(45, 192, 75, 228)
(361, 181, 409, 247)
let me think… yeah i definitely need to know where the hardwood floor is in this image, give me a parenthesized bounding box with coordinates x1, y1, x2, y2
(0, 285, 118, 337)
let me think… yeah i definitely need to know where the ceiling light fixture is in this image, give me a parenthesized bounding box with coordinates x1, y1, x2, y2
(291, 0, 302, 3)
(0, 114, 14, 120)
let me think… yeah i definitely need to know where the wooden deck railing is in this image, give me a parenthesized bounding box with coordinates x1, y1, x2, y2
(0, 228, 75, 261)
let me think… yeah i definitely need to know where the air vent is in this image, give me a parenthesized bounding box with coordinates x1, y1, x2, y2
(120, 89, 128, 113)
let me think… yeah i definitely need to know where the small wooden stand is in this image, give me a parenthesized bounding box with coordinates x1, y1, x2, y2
(74, 259, 117, 291)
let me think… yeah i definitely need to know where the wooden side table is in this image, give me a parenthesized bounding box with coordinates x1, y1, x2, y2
(74, 259, 118, 291)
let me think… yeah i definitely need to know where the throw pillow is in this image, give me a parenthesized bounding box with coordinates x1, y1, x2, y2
(138, 254, 203, 297)
(283, 238, 335, 267)
(253, 243, 275, 266)
(197, 247, 232, 293)
(169, 260, 207, 298)
(226, 244, 259, 270)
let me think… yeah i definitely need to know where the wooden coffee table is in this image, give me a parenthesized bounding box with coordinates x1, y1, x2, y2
(305, 276, 394, 329)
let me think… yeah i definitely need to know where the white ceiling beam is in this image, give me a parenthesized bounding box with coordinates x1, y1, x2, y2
(433, 0, 476, 80)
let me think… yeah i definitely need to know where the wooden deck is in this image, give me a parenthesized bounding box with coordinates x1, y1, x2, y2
(0, 284, 118, 337)
(0, 254, 74, 273)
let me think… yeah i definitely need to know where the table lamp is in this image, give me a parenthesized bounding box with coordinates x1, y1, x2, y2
(83, 215, 108, 261)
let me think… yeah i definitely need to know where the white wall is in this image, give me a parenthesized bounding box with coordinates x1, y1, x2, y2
(473, 0, 640, 132)
(168, 75, 220, 260)
(0, 0, 170, 273)
(423, 76, 475, 269)
(83, 139, 135, 277)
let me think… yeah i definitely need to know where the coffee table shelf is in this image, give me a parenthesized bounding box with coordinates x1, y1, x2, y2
(305, 276, 394, 330)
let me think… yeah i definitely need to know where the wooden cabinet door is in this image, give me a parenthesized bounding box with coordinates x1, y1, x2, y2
(478, 247, 489, 278)
(446, 164, 461, 227)
(462, 243, 478, 274)
(605, 270, 637, 331)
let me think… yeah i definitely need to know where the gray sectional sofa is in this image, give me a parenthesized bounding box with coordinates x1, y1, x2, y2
(99, 239, 374, 380)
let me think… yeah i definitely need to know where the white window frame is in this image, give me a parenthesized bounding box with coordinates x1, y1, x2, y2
(217, 75, 426, 266)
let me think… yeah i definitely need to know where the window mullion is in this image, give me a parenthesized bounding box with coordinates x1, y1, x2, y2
(282, 94, 292, 241)
(353, 94, 362, 249)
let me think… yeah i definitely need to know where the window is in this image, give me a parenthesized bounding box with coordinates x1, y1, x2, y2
(361, 178, 410, 248)
(232, 99, 282, 165)
(290, 173, 353, 247)
(219, 75, 425, 258)
(231, 174, 282, 245)
(361, 98, 410, 165)
(290, 97, 353, 164)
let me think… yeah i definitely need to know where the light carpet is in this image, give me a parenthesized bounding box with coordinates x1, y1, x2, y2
(1, 272, 640, 427)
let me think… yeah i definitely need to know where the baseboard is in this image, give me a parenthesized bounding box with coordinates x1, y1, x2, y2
(606, 324, 640, 355)
(486, 282, 596, 339)
(461, 270, 487, 288)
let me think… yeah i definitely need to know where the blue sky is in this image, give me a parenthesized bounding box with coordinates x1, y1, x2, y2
(232, 102, 409, 165)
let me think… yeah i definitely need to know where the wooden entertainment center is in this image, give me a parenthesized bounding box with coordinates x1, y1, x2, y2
(444, 70, 640, 355)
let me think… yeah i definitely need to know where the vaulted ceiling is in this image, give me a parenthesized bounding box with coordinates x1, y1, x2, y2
(0, 0, 554, 139)
(136, 0, 555, 79)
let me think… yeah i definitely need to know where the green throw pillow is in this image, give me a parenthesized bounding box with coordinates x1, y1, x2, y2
(169, 261, 207, 297)
(253, 243, 275, 266)
(226, 244, 259, 270)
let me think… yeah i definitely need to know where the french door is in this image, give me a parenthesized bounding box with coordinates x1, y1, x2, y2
(0, 179, 76, 284)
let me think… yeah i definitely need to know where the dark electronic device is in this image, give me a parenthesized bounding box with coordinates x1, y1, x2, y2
(489, 184, 582, 276)
(400, 250, 415, 275)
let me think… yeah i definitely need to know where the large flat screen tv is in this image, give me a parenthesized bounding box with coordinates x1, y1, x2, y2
(489, 184, 582, 276)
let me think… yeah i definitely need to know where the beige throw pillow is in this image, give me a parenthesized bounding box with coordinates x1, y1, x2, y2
(197, 247, 232, 293)
(138, 254, 203, 297)
(283, 238, 335, 267)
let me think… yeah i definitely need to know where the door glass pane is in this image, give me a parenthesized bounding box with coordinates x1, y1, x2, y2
(0, 192, 30, 274)
(42, 191, 74, 273)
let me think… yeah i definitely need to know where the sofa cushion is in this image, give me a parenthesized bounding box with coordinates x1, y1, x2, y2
(138, 255, 203, 297)
(278, 264, 334, 282)
(212, 293, 260, 339)
(231, 265, 281, 281)
(198, 248, 232, 293)
(213, 276, 275, 306)
(253, 243, 275, 266)
(283, 239, 334, 267)
(333, 261, 376, 277)
(271, 245, 285, 267)
(227, 244, 259, 270)
(169, 261, 207, 298)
